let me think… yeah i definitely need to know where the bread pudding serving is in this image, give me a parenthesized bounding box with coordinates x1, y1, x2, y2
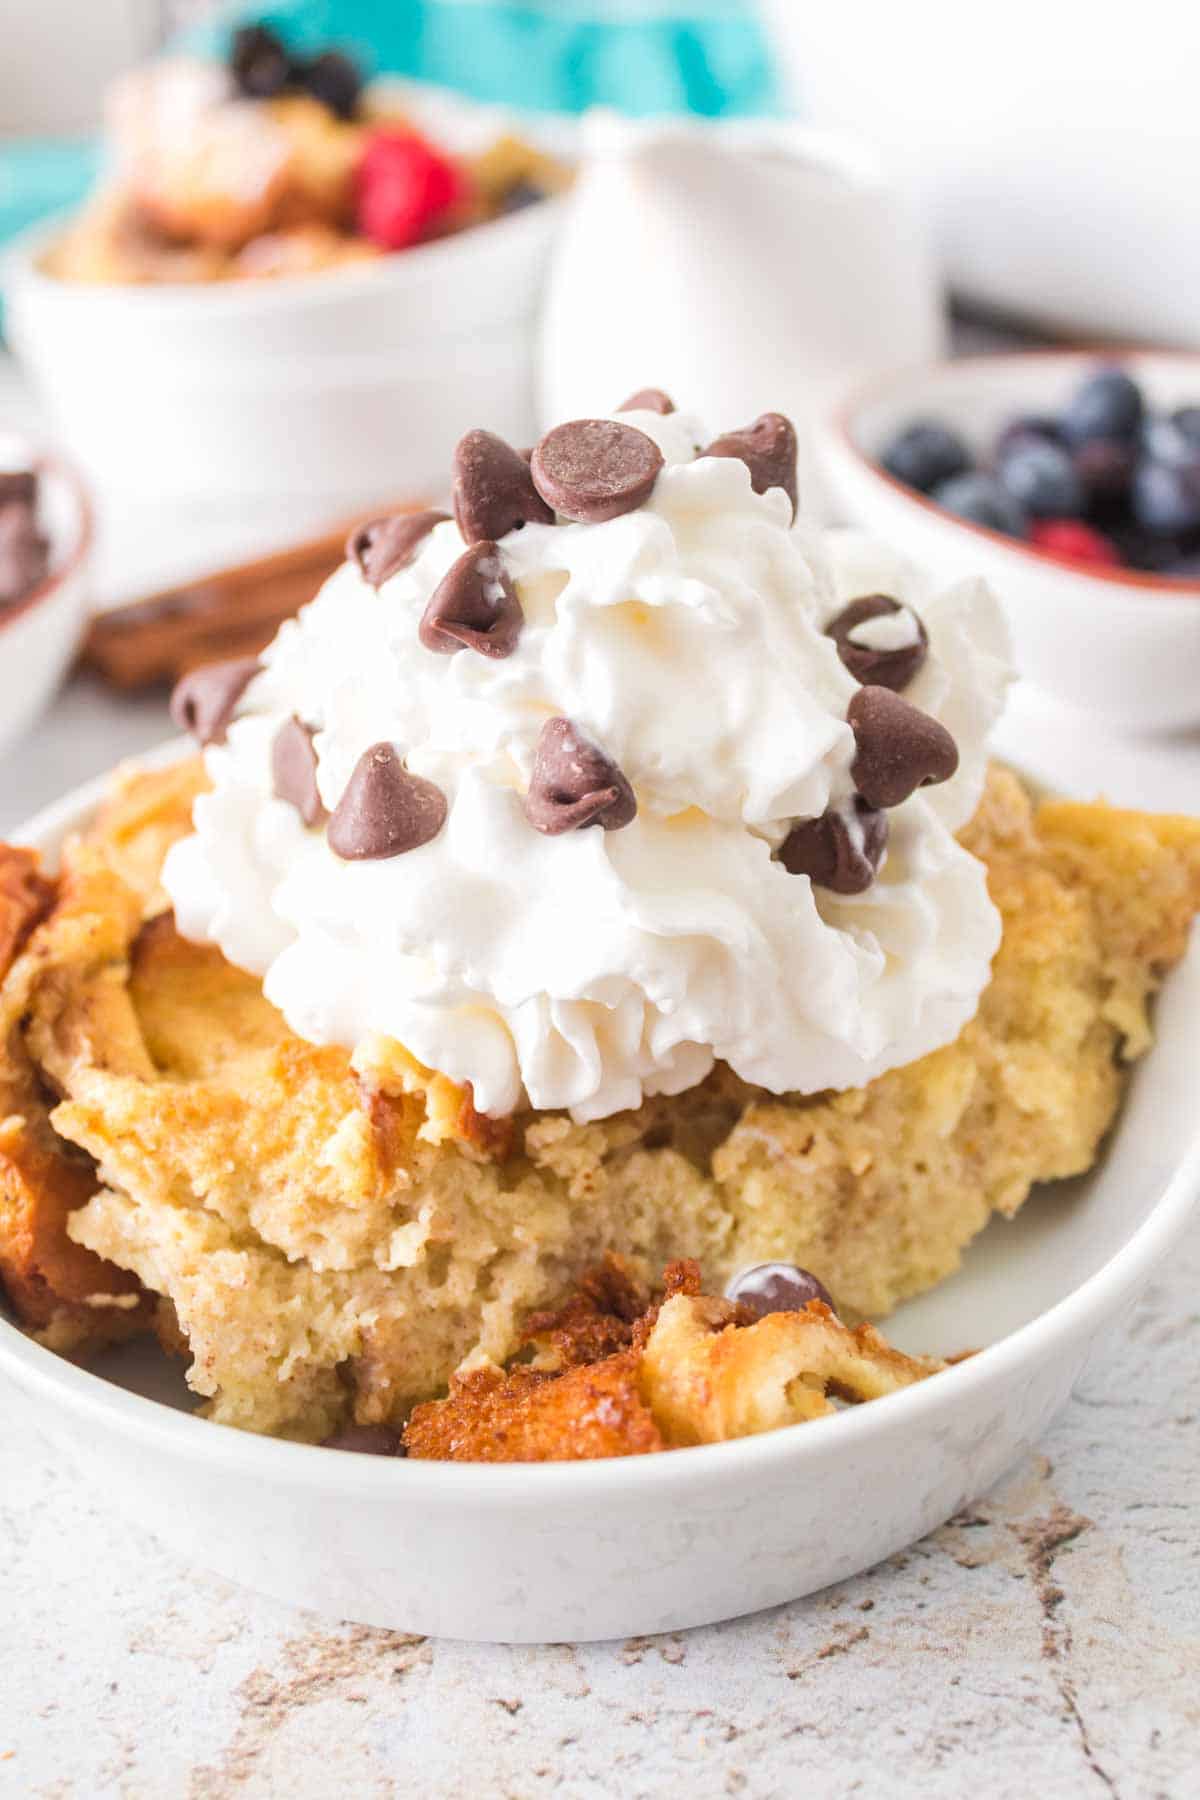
(2, 395, 1198, 1459)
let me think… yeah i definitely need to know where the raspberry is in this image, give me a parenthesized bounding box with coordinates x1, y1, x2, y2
(355, 130, 468, 251)
(1029, 518, 1121, 570)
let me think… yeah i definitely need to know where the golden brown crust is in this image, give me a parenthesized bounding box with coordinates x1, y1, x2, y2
(404, 1353, 666, 1462)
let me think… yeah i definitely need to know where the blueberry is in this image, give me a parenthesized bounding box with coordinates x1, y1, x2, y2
(1132, 458, 1200, 536)
(298, 49, 363, 119)
(1171, 405, 1200, 449)
(1139, 413, 1198, 468)
(1071, 436, 1134, 513)
(994, 414, 1062, 460)
(934, 471, 1029, 538)
(1162, 551, 1200, 581)
(880, 420, 971, 494)
(1062, 366, 1144, 445)
(997, 438, 1084, 518)
(230, 23, 293, 99)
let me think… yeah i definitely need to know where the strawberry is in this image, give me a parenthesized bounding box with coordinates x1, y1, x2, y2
(355, 129, 469, 251)
(1029, 518, 1121, 569)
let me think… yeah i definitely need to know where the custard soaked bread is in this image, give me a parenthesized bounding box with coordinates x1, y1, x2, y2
(1, 760, 1196, 1440)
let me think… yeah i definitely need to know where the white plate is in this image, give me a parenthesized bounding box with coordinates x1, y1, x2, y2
(1, 756, 1197, 1642)
(820, 351, 1200, 733)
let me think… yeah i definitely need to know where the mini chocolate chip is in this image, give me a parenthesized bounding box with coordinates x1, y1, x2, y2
(848, 685, 959, 810)
(327, 743, 447, 860)
(452, 430, 554, 543)
(726, 1262, 836, 1320)
(272, 717, 325, 826)
(169, 655, 260, 747)
(618, 388, 675, 416)
(531, 420, 664, 523)
(320, 1423, 401, 1455)
(419, 542, 523, 658)
(703, 412, 798, 521)
(778, 798, 888, 895)
(0, 502, 50, 606)
(525, 718, 637, 834)
(0, 471, 37, 509)
(826, 594, 929, 692)
(348, 510, 449, 589)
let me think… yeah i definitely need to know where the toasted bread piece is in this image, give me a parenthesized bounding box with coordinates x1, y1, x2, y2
(0, 847, 147, 1349)
(404, 1258, 942, 1460)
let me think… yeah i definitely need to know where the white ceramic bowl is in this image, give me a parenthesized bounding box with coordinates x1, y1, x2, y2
(0, 756, 1197, 1643)
(2, 200, 560, 512)
(0, 440, 93, 760)
(820, 352, 1200, 732)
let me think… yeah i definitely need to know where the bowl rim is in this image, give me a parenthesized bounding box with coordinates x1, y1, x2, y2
(0, 444, 94, 637)
(831, 347, 1200, 601)
(1, 748, 1197, 1499)
(2, 194, 563, 318)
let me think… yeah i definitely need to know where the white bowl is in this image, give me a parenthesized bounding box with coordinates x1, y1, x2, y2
(820, 351, 1200, 732)
(0, 756, 1197, 1643)
(2, 201, 560, 512)
(0, 441, 93, 760)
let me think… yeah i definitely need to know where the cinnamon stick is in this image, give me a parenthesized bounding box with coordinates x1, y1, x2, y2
(83, 505, 419, 690)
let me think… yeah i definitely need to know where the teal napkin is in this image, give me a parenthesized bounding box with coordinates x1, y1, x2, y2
(186, 1, 780, 118)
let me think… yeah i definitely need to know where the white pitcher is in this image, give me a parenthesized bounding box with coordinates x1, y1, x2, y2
(540, 114, 943, 517)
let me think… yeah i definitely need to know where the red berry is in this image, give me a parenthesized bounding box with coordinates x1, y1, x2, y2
(356, 130, 468, 251)
(1029, 518, 1121, 570)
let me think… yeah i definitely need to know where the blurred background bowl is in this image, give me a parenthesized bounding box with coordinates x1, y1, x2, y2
(761, 0, 1200, 346)
(821, 351, 1200, 732)
(3, 197, 560, 521)
(0, 439, 92, 757)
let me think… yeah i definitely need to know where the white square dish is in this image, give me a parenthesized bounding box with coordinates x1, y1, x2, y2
(1, 755, 1196, 1643)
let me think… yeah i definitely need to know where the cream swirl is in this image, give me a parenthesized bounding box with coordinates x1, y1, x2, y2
(164, 410, 1012, 1121)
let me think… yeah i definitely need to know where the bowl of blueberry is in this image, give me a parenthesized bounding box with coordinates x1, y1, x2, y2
(821, 354, 1200, 730)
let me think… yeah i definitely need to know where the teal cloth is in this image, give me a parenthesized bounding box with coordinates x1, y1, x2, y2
(187, 1, 779, 118)
(0, 138, 100, 245)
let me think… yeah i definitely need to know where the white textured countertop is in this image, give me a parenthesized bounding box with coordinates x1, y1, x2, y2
(1, 355, 1198, 1798)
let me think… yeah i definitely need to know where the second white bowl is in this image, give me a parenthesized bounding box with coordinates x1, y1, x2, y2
(820, 351, 1200, 733)
(3, 201, 560, 511)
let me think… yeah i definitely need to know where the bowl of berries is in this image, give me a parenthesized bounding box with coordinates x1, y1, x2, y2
(821, 353, 1200, 731)
(2, 25, 569, 515)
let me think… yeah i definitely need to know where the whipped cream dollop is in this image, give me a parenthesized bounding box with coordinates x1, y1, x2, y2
(164, 409, 1012, 1121)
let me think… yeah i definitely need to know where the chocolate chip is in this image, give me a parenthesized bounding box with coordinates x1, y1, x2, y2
(531, 420, 664, 523)
(320, 1423, 401, 1455)
(618, 388, 675, 416)
(525, 718, 637, 834)
(0, 501, 50, 606)
(848, 685, 959, 810)
(703, 412, 798, 521)
(169, 655, 259, 747)
(826, 594, 929, 692)
(452, 430, 554, 543)
(327, 743, 447, 860)
(272, 717, 325, 827)
(419, 542, 523, 658)
(0, 471, 37, 510)
(726, 1263, 835, 1321)
(348, 510, 449, 589)
(778, 798, 888, 894)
